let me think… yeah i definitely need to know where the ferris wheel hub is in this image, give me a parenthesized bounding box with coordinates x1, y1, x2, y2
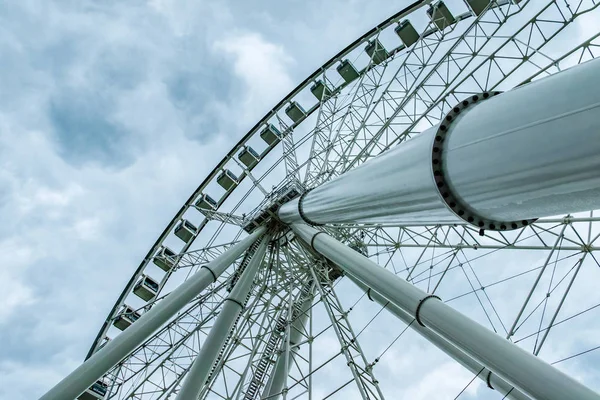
(242, 184, 303, 233)
(44, 1, 600, 398)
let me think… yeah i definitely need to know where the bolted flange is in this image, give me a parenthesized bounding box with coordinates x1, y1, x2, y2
(431, 91, 537, 231)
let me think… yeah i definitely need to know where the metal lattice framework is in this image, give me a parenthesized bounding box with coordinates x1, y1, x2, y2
(40, 1, 600, 399)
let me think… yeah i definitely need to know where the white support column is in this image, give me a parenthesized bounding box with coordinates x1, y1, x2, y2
(347, 275, 530, 400)
(176, 235, 271, 400)
(280, 58, 600, 230)
(261, 284, 313, 400)
(290, 223, 600, 400)
(39, 227, 266, 400)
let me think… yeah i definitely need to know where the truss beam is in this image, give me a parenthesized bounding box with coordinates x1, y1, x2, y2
(347, 275, 530, 400)
(290, 223, 600, 400)
(281, 58, 600, 230)
(307, 263, 385, 400)
(176, 235, 271, 400)
(40, 227, 266, 400)
(261, 282, 314, 400)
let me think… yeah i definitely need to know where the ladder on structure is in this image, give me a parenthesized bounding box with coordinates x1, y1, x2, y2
(243, 316, 286, 399)
(243, 281, 313, 399)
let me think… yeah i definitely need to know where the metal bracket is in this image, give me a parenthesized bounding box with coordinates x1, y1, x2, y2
(431, 91, 537, 231)
(486, 370, 495, 389)
(201, 265, 218, 283)
(297, 188, 325, 226)
(415, 294, 442, 327)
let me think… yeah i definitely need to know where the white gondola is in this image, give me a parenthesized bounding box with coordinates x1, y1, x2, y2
(238, 146, 260, 169)
(152, 245, 177, 271)
(260, 123, 282, 145)
(195, 193, 218, 211)
(467, 0, 490, 16)
(285, 101, 306, 123)
(113, 305, 141, 331)
(133, 274, 159, 301)
(395, 20, 419, 47)
(365, 39, 388, 65)
(174, 219, 197, 243)
(77, 380, 108, 400)
(217, 169, 239, 191)
(427, 1, 456, 31)
(310, 80, 332, 101)
(336, 59, 360, 84)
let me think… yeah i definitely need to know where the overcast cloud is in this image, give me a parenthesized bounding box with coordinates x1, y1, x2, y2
(0, 1, 414, 398)
(1, 1, 600, 399)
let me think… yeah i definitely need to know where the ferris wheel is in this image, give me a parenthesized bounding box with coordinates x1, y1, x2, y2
(40, 1, 600, 399)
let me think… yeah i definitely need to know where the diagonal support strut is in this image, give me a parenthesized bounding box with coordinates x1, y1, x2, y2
(290, 222, 600, 400)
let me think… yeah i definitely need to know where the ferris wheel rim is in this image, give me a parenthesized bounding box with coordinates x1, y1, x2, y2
(85, 0, 446, 357)
(78, 1, 600, 399)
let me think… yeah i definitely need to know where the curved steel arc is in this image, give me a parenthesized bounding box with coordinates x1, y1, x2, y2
(87, 0, 435, 357)
(77, 2, 600, 400)
(89, 0, 527, 361)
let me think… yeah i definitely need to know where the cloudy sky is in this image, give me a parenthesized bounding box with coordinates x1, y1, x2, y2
(2, 1, 600, 399)
(0, 1, 414, 398)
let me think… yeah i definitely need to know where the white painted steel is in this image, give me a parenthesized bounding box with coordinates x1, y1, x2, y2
(280, 58, 600, 226)
(261, 287, 313, 400)
(279, 125, 459, 225)
(176, 235, 270, 400)
(39, 227, 266, 400)
(290, 223, 600, 400)
(444, 57, 600, 222)
(347, 275, 530, 400)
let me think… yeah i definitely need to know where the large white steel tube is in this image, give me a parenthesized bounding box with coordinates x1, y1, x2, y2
(261, 287, 313, 399)
(280, 58, 600, 229)
(39, 227, 266, 400)
(290, 223, 600, 400)
(280, 125, 459, 226)
(176, 235, 270, 400)
(347, 275, 530, 400)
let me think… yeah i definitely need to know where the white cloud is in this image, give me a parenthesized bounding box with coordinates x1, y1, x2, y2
(0, 2, 257, 398)
(214, 32, 295, 127)
(2, 1, 600, 400)
(0, 360, 66, 400)
(403, 362, 481, 400)
(0, 267, 36, 324)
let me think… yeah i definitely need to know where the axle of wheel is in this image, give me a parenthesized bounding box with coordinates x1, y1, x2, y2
(280, 57, 600, 231)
